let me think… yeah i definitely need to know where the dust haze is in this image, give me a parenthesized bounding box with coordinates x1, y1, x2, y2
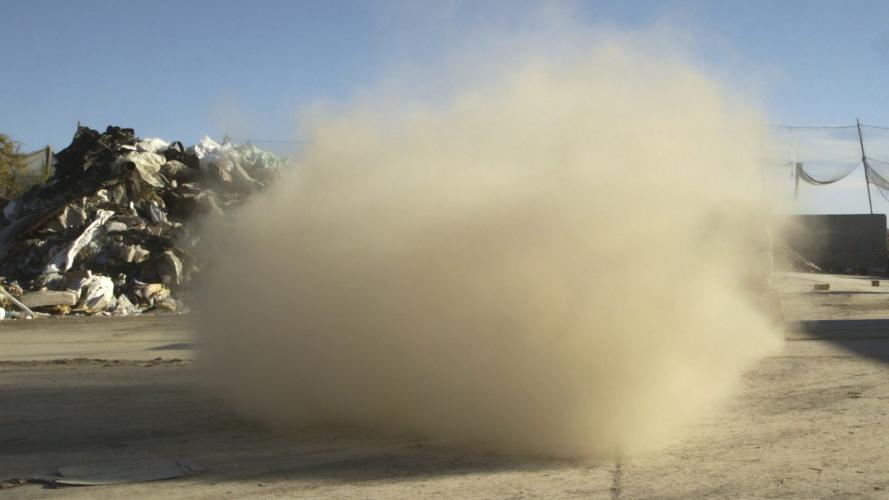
(195, 36, 783, 457)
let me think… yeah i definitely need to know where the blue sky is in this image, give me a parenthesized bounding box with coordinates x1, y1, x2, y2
(4, 0, 889, 212)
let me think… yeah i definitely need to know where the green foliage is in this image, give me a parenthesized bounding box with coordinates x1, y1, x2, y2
(0, 134, 30, 198)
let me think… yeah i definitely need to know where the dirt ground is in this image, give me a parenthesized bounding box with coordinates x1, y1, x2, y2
(3, 271, 889, 498)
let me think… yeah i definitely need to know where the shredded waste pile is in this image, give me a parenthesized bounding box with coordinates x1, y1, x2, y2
(0, 125, 286, 319)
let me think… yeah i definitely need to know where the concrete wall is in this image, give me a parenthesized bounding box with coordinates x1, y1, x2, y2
(784, 214, 888, 273)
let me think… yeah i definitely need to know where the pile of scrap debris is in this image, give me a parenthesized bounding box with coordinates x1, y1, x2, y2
(0, 125, 285, 318)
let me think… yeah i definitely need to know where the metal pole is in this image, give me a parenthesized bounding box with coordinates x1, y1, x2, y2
(0, 285, 35, 318)
(857, 118, 874, 215)
(788, 127, 800, 201)
(759, 131, 775, 284)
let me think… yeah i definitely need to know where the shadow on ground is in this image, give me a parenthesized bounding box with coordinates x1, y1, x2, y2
(0, 364, 583, 488)
(789, 318, 889, 362)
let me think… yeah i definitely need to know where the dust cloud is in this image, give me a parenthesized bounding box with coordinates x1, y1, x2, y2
(195, 39, 783, 457)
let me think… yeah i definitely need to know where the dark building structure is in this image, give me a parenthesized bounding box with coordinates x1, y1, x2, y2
(784, 214, 888, 273)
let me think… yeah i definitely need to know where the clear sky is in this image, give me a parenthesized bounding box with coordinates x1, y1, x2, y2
(4, 0, 889, 213)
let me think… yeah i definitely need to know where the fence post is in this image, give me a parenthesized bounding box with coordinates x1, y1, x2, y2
(857, 118, 874, 215)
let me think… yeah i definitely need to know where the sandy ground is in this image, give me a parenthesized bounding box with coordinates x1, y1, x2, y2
(3, 271, 889, 498)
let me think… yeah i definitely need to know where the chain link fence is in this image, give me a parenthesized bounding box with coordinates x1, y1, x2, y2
(3, 145, 52, 198)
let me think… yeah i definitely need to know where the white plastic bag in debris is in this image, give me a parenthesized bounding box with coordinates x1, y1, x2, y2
(235, 143, 286, 170)
(78, 274, 115, 312)
(136, 138, 169, 154)
(120, 138, 170, 155)
(190, 136, 262, 190)
(191, 136, 232, 172)
(191, 136, 285, 171)
(113, 151, 167, 188)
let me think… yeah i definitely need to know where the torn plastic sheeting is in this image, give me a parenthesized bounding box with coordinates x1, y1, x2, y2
(115, 151, 167, 188)
(133, 282, 171, 303)
(237, 143, 286, 170)
(77, 274, 115, 312)
(160, 159, 190, 180)
(105, 221, 128, 233)
(44, 209, 114, 274)
(191, 135, 230, 172)
(53, 458, 203, 486)
(157, 250, 183, 287)
(190, 135, 219, 160)
(192, 136, 282, 174)
(136, 138, 170, 154)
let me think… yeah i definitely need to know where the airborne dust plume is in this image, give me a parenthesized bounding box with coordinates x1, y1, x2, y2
(195, 40, 783, 457)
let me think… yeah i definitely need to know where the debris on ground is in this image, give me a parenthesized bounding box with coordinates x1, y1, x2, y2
(1, 458, 203, 489)
(0, 125, 288, 318)
(53, 458, 204, 486)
